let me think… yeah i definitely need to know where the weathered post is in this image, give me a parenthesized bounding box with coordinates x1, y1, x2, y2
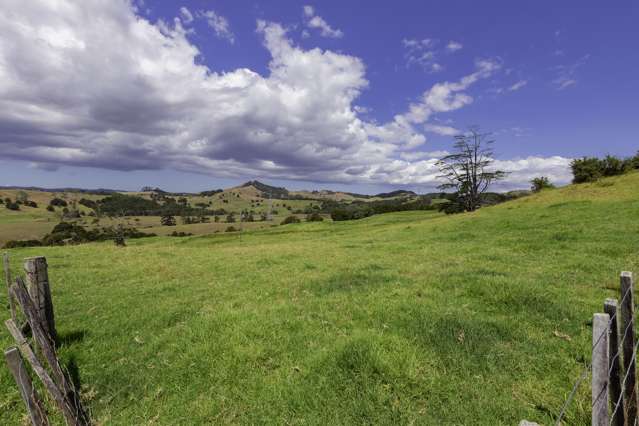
(620, 271, 637, 424)
(23, 257, 56, 342)
(3, 252, 17, 322)
(592, 313, 610, 426)
(604, 298, 625, 426)
(4, 347, 49, 426)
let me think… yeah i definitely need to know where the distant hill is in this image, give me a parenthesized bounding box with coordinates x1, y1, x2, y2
(241, 180, 289, 199)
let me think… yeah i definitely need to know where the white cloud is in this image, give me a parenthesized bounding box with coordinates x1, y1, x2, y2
(303, 5, 343, 38)
(446, 41, 463, 52)
(508, 80, 527, 91)
(0, 0, 569, 190)
(552, 54, 590, 90)
(402, 38, 442, 72)
(198, 10, 235, 43)
(423, 124, 460, 136)
(179, 6, 193, 24)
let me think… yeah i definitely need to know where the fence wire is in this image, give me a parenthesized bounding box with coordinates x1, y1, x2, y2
(555, 281, 635, 425)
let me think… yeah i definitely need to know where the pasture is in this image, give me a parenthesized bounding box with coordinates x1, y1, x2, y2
(1, 172, 638, 424)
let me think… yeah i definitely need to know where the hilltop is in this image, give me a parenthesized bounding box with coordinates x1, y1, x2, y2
(1, 171, 638, 424)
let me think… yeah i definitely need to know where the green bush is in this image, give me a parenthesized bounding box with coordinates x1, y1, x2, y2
(225, 226, 238, 232)
(306, 212, 324, 222)
(2, 239, 43, 249)
(571, 157, 604, 183)
(281, 215, 301, 225)
(530, 176, 555, 192)
(5, 201, 20, 211)
(49, 198, 68, 207)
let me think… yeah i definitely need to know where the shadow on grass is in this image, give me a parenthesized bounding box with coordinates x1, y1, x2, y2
(57, 329, 87, 348)
(308, 266, 395, 295)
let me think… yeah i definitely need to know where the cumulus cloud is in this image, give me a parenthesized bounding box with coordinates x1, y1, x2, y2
(198, 10, 235, 43)
(446, 41, 463, 52)
(303, 5, 343, 38)
(0, 0, 570, 189)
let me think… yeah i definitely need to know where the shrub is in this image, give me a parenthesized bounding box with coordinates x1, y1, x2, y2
(49, 198, 68, 207)
(78, 198, 98, 209)
(23, 200, 38, 208)
(5, 201, 20, 211)
(571, 157, 603, 183)
(530, 176, 555, 192)
(306, 212, 324, 222)
(281, 215, 301, 225)
(170, 231, 193, 237)
(0, 198, 3, 204)
(225, 226, 238, 232)
(2, 239, 43, 249)
(46, 205, 55, 212)
(226, 213, 235, 223)
(601, 155, 628, 177)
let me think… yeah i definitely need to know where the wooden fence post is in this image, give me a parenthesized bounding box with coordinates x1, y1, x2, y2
(3, 252, 17, 322)
(23, 257, 56, 342)
(604, 298, 625, 426)
(592, 313, 610, 426)
(4, 347, 49, 426)
(620, 271, 637, 424)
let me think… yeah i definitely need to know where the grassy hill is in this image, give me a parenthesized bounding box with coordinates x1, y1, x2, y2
(1, 172, 638, 424)
(0, 181, 417, 246)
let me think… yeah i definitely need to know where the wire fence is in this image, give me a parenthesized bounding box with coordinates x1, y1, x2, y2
(555, 271, 637, 426)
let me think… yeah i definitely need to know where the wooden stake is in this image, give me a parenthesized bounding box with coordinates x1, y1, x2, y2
(10, 278, 89, 425)
(604, 298, 625, 426)
(592, 313, 610, 426)
(23, 257, 56, 343)
(3, 252, 17, 322)
(620, 271, 637, 424)
(5, 319, 79, 425)
(4, 347, 49, 426)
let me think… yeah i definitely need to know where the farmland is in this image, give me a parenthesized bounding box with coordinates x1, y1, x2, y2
(1, 172, 638, 424)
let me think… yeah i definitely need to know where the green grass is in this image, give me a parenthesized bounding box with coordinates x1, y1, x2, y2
(1, 173, 639, 424)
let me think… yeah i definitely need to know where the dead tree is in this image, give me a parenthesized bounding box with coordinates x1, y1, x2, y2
(436, 127, 507, 212)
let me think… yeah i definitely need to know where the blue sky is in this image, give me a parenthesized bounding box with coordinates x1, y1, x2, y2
(0, 0, 637, 193)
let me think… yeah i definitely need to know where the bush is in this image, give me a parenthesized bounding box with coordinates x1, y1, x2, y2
(46, 205, 55, 212)
(437, 200, 466, 215)
(306, 212, 324, 222)
(161, 215, 176, 226)
(281, 215, 301, 225)
(225, 226, 238, 232)
(601, 155, 628, 177)
(2, 239, 43, 249)
(226, 213, 235, 223)
(170, 231, 193, 237)
(5, 201, 20, 211)
(571, 157, 603, 183)
(49, 198, 68, 207)
(530, 176, 555, 192)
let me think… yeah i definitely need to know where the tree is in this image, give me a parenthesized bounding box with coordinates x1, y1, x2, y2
(436, 128, 507, 212)
(16, 191, 29, 203)
(571, 157, 603, 183)
(530, 176, 555, 192)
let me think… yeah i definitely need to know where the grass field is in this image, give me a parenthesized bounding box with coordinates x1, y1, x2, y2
(1, 172, 639, 424)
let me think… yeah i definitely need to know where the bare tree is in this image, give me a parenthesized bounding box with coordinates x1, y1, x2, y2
(436, 127, 507, 212)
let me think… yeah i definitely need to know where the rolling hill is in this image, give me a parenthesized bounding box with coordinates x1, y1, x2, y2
(1, 172, 638, 424)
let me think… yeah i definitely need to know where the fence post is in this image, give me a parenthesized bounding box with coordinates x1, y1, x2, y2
(593, 313, 610, 426)
(23, 257, 56, 342)
(4, 347, 49, 426)
(620, 271, 637, 424)
(604, 298, 625, 426)
(3, 252, 17, 322)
